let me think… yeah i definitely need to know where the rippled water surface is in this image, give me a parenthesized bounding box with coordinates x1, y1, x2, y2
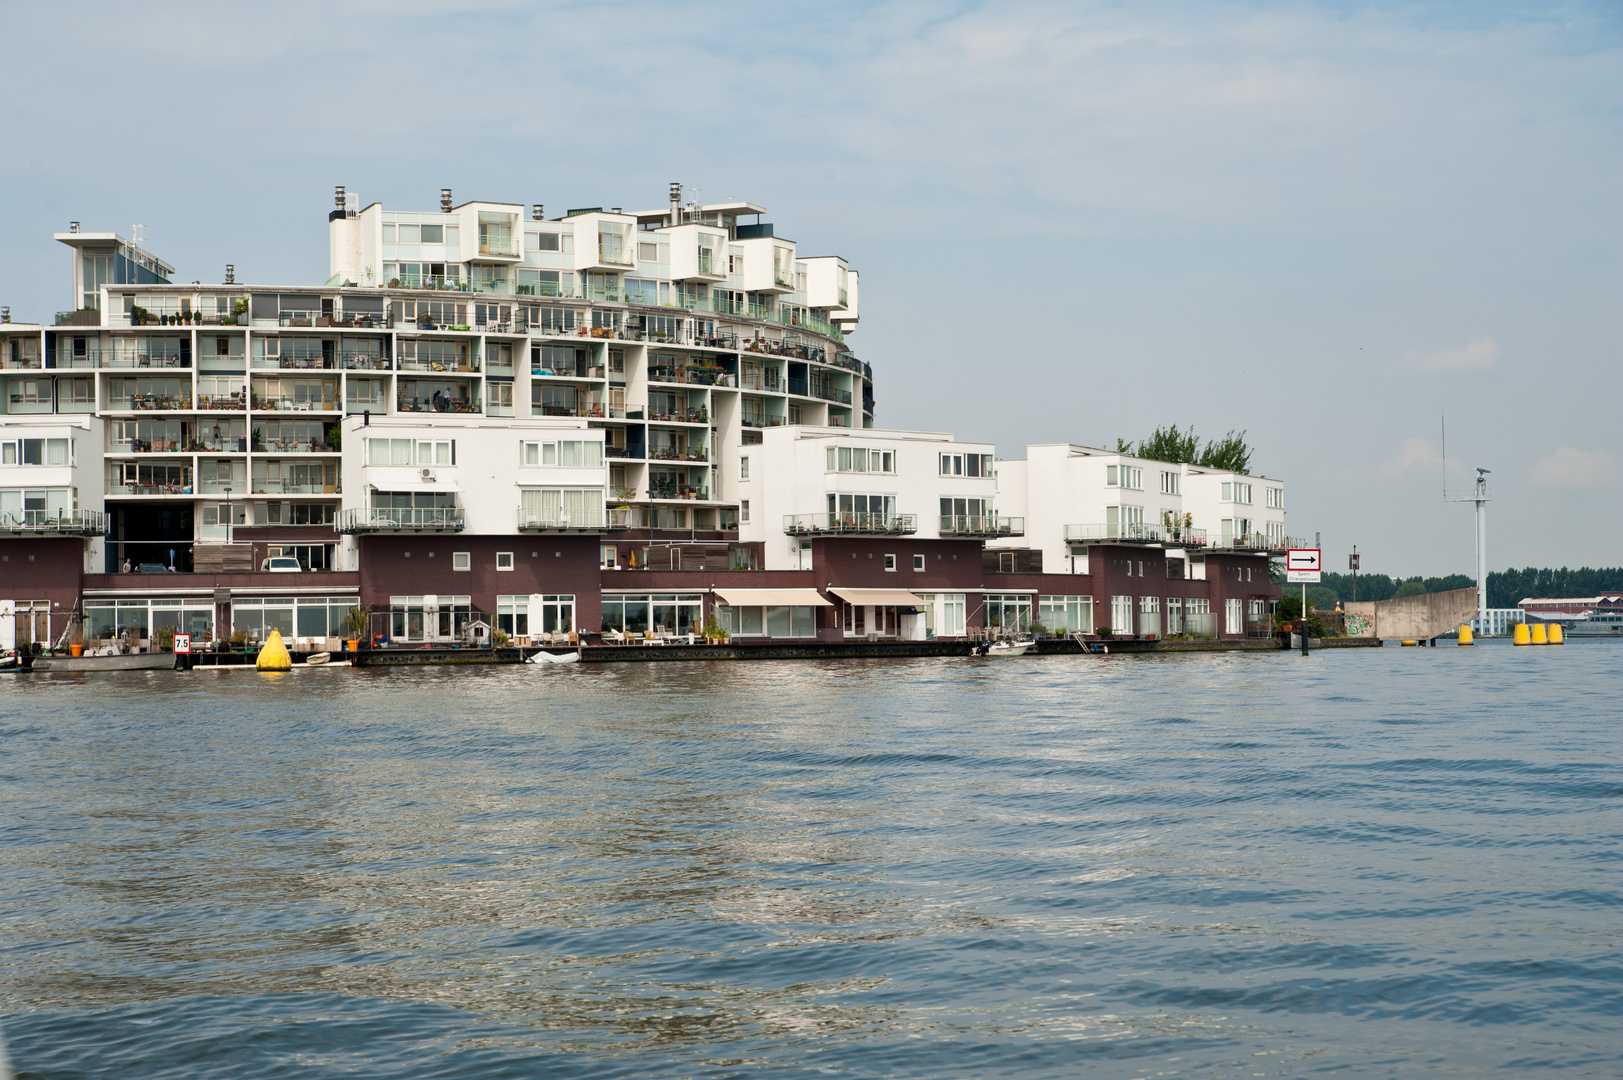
(2, 645, 1620, 1078)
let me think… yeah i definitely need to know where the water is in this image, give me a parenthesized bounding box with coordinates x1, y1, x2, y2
(2, 645, 1619, 1078)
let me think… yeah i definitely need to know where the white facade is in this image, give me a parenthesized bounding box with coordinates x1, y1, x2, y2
(338, 415, 607, 557)
(0, 412, 105, 570)
(737, 426, 1001, 570)
(991, 444, 1291, 572)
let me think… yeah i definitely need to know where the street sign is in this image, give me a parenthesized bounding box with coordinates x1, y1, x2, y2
(1286, 547, 1322, 584)
(173, 633, 191, 655)
(1349, 552, 1360, 571)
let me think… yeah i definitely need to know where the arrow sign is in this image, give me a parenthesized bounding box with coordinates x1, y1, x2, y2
(1286, 547, 1322, 583)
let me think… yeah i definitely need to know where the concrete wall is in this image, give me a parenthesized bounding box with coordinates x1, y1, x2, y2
(1345, 587, 1477, 641)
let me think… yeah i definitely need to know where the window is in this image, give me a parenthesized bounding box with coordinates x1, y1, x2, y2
(915, 593, 966, 637)
(492, 551, 513, 571)
(827, 446, 896, 474)
(984, 594, 1034, 632)
(740, 499, 750, 523)
(1221, 482, 1253, 504)
(3, 438, 70, 466)
(913, 554, 926, 572)
(450, 552, 470, 572)
(716, 605, 817, 638)
(1266, 487, 1284, 509)
(1225, 598, 1244, 635)
(1110, 595, 1134, 635)
(938, 452, 992, 477)
(1038, 595, 1094, 634)
(368, 438, 454, 466)
(740, 456, 749, 479)
(1107, 465, 1143, 489)
(1160, 471, 1180, 495)
(600, 545, 619, 569)
(884, 554, 897, 572)
(600, 593, 703, 636)
(519, 440, 604, 467)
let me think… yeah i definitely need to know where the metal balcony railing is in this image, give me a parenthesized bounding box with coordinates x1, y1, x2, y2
(784, 512, 918, 536)
(335, 506, 465, 533)
(0, 509, 108, 536)
(939, 515, 1025, 538)
(1064, 522, 1169, 543)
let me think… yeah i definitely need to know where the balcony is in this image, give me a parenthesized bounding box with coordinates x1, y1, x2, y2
(111, 394, 193, 412)
(251, 437, 337, 454)
(1209, 532, 1301, 555)
(532, 403, 604, 419)
(740, 416, 787, 428)
(110, 439, 190, 454)
(1, 355, 43, 371)
(399, 395, 481, 414)
(1064, 523, 1168, 545)
(516, 507, 631, 532)
(648, 482, 711, 501)
(783, 513, 918, 537)
(198, 393, 247, 411)
(399, 358, 480, 374)
(0, 509, 108, 536)
(336, 506, 465, 533)
(940, 515, 1025, 538)
(596, 241, 634, 268)
(55, 310, 102, 327)
(340, 352, 392, 371)
(251, 397, 340, 413)
(648, 447, 708, 463)
(811, 384, 852, 405)
(646, 409, 708, 424)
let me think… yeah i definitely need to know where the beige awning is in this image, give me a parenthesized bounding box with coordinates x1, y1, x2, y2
(713, 587, 833, 607)
(828, 587, 927, 607)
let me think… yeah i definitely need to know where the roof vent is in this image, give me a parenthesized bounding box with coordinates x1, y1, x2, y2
(335, 185, 346, 209)
(669, 182, 682, 224)
(225, 264, 235, 285)
(611, 207, 622, 215)
(69, 221, 80, 234)
(532, 204, 544, 221)
(440, 188, 453, 212)
(1, 307, 10, 324)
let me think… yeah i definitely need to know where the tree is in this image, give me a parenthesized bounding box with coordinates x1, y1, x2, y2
(1393, 579, 1428, 598)
(1307, 586, 1339, 612)
(1197, 429, 1253, 474)
(1136, 424, 1203, 465)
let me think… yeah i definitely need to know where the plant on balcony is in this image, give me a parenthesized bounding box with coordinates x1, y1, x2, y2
(345, 605, 371, 645)
(1028, 621, 1048, 639)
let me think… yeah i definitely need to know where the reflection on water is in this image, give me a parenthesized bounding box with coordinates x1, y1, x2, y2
(2, 647, 1620, 1078)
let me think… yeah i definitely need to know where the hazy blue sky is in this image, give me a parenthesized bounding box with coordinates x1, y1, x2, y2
(2, 1, 1618, 576)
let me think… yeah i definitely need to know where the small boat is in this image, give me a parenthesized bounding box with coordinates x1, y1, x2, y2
(527, 649, 581, 665)
(972, 640, 1035, 657)
(304, 652, 331, 666)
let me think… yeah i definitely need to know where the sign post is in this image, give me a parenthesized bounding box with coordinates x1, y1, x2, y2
(1286, 548, 1322, 656)
(172, 632, 191, 671)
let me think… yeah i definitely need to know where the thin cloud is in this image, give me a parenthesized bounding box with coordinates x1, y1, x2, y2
(1383, 437, 1441, 478)
(1532, 446, 1617, 487)
(1407, 337, 1499, 372)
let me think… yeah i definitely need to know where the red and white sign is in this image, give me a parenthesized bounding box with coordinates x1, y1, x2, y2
(173, 633, 191, 655)
(1286, 548, 1322, 584)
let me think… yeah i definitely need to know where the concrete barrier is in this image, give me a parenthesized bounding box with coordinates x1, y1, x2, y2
(1344, 588, 1478, 643)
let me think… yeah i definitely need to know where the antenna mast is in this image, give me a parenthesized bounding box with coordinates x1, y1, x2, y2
(1443, 409, 1490, 633)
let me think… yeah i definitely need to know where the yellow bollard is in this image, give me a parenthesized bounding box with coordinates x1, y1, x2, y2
(256, 628, 292, 671)
(1548, 624, 1564, 645)
(1512, 623, 1531, 646)
(1529, 623, 1548, 645)
(1400, 639, 1418, 647)
(1458, 624, 1474, 646)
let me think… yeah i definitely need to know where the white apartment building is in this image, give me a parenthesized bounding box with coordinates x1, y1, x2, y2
(991, 444, 1294, 578)
(736, 426, 1009, 571)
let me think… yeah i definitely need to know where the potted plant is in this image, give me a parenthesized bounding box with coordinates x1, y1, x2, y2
(701, 614, 729, 645)
(345, 605, 371, 653)
(230, 629, 249, 651)
(1095, 625, 1113, 640)
(493, 629, 511, 648)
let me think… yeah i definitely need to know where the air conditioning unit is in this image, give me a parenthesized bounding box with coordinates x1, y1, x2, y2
(420, 468, 434, 481)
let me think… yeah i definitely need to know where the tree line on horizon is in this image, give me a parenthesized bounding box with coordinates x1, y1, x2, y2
(1275, 567, 1623, 612)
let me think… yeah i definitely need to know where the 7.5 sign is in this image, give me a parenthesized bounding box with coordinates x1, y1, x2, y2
(1286, 548, 1322, 584)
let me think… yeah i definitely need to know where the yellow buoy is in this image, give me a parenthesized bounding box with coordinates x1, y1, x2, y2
(1458, 624, 1474, 646)
(256, 628, 292, 671)
(1548, 624, 1564, 645)
(1401, 639, 1418, 647)
(1512, 623, 1531, 646)
(1529, 623, 1548, 645)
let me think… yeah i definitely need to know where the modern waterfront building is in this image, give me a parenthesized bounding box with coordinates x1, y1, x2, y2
(1, 187, 1286, 653)
(1517, 593, 1623, 635)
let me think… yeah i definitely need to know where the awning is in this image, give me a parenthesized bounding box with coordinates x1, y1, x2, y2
(369, 480, 461, 493)
(713, 587, 833, 607)
(829, 587, 928, 607)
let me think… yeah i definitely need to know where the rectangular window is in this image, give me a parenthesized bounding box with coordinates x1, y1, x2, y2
(1161, 471, 1180, 495)
(452, 552, 471, 572)
(739, 457, 749, 479)
(496, 552, 514, 571)
(740, 499, 750, 523)
(884, 554, 896, 572)
(913, 554, 925, 572)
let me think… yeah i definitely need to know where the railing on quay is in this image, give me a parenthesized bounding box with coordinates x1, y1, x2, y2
(783, 512, 918, 536)
(336, 506, 465, 533)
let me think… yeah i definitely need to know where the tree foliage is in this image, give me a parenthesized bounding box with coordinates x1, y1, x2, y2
(1301, 567, 1623, 609)
(1117, 425, 1254, 474)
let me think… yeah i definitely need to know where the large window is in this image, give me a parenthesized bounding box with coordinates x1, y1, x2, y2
(1160, 470, 1180, 495)
(916, 593, 966, 637)
(827, 446, 896, 474)
(716, 605, 817, 638)
(1221, 482, 1253, 504)
(937, 452, 991, 477)
(1038, 595, 1093, 634)
(496, 594, 575, 637)
(1107, 465, 1143, 489)
(519, 440, 605, 467)
(1, 438, 71, 465)
(367, 437, 454, 466)
(230, 595, 356, 641)
(599, 593, 703, 636)
(984, 593, 1033, 632)
(1110, 595, 1134, 635)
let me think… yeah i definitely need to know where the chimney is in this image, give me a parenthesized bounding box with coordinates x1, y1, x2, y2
(335, 185, 346, 210)
(611, 207, 621, 215)
(225, 264, 235, 285)
(669, 182, 681, 224)
(440, 188, 453, 212)
(532, 204, 544, 221)
(69, 221, 80, 234)
(1, 307, 10, 324)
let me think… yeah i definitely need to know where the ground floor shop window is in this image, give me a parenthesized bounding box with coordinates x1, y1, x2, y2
(984, 594, 1034, 633)
(1038, 595, 1093, 634)
(84, 598, 216, 645)
(599, 593, 703, 636)
(233, 596, 358, 641)
(716, 605, 816, 638)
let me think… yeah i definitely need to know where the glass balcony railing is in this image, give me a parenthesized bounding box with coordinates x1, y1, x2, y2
(516, 507, 628, 532)
(783, 513, 917, 536)
(939, 515, 1025, 538)
(0, 509, 108, 536)
(336, 506, 465, 533)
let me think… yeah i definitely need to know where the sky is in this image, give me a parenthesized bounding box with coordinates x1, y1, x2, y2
(1, 0, 1618, 577)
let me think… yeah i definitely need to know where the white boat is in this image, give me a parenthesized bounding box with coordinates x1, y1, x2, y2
(304, 652, 332, 666)
(527, 649, 581, 665)
(973, 640, 1035, 657)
